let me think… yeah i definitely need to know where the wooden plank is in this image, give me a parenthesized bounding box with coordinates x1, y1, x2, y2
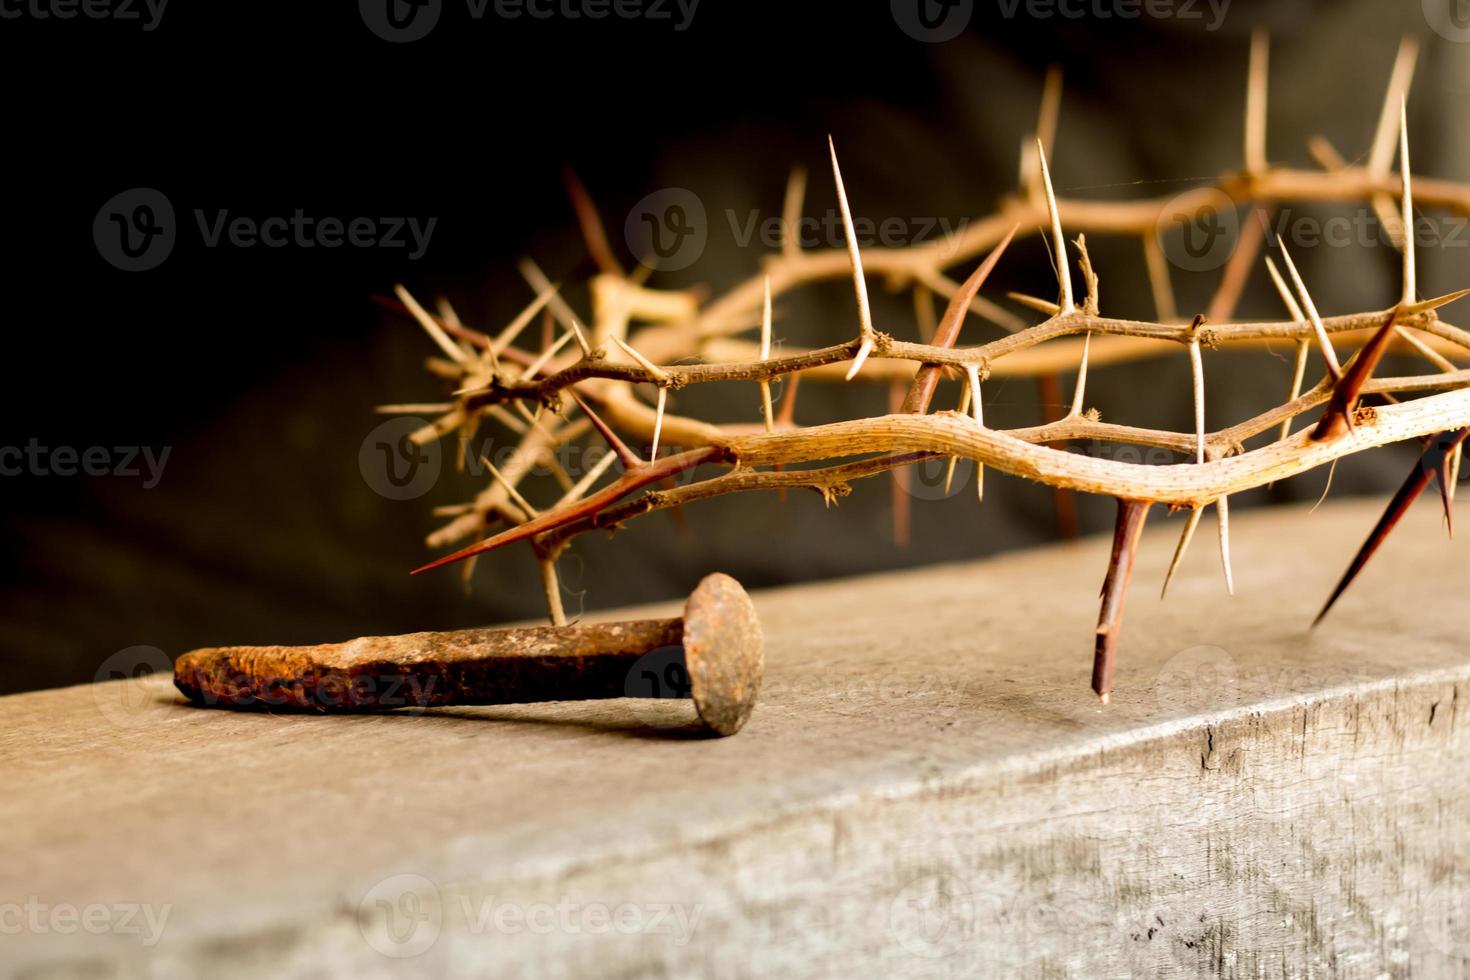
(5, 498, 1470, 978)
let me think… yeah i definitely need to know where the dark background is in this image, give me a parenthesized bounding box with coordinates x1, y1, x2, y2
(2, 0, 1465, 695)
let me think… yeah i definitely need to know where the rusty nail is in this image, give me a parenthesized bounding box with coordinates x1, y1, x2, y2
(173, 573, 763, 737)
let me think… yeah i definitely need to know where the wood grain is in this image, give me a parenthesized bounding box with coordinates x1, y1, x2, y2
(5, 498, 1470, 978)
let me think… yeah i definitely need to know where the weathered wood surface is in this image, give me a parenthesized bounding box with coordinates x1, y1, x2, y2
(6, 498, 1470, 978)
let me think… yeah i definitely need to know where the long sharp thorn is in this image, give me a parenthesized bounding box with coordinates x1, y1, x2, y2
(1314, 429, 1470, 626)
(1311, 311, 1399, 441)
(965, 364, 985, 502)
(1094, 499, 1152, 703)
(1186, 314, 1207, 464)
(846, 339, 873, 381)
(1069, 332, 1092, 417)
(1036, 139, 1075, 315)
(567, 391, 642, 471)
(760, 276, 775, 432)
(1265, 256, 1310, 445)
(650, 387, 667, 462)
(1245, 29, 1269, 175)
(1400, 95, 1417, 308)
(901, 224, 1019, 414)
(1437, 451, 1456, 539)
(493, 283, 561, 357)
(828, 136, 875, 357)
(1369, 38, 1420, 177)
(518, 328, 577, 381)
(1161, 506, 1204, 599)
(562, 167, 624, 278)
(1401, 288, 1470, 316)
(395, 284, 471, 364)
(609, 334, 669, 382)
(1217, 497, 1235, 596)
(1275, 240, 1341, 379)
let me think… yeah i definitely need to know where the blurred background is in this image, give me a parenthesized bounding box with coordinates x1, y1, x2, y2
(2, 0, 1466, 695)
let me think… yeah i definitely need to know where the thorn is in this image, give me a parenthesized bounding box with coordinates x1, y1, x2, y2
(1007, 292, 1062, 316)
(492, 285, 562, 356)
(1069, 332, 1092, 417)
(518, 327, 578, 381)
(650, 387, 667, 462)
(1094, 499, 1153, 702)
(395, 284, 472, 364)
(1186, 314, 1207, 464)
(1314, 428, 1469, 626)
(1217, 496, 1235, 596)
(1142, 233, 1178, 323)
(1036, 139, 1075, 315)
(828, 136, 875, 345)
(1073, 233, 1101, 315)
(777, 371, 801, 428)
(1369, 37, 1420, 177)
(1311, 310, 1399, 441)
(1207, 205, 1267, 323)
(538, 554, 568, 627)
(845, 338, 874, 381)
(781, 167, 808, 259)
(760, 276, 775, 433)
(1437, 448, 1456, 539)
(1160, 506, 1204, 599)
(1036, 66, 1063, 169)
(1273, 240, 1342, 380)
(609, 334, 669, 382)
(966, 364, 985, 502)
(901, 225, 1018, 414)
(481, 456, 540, 519)
(568, 391, 642, 471)
(562, 167, 624, 278)
(553, 450, 619, 509)
(1400, 95, 1417, 308)
(1245, 29, 1269, 175)
(569, 319, 593, 357)
(1400, 288, 1470, 316)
